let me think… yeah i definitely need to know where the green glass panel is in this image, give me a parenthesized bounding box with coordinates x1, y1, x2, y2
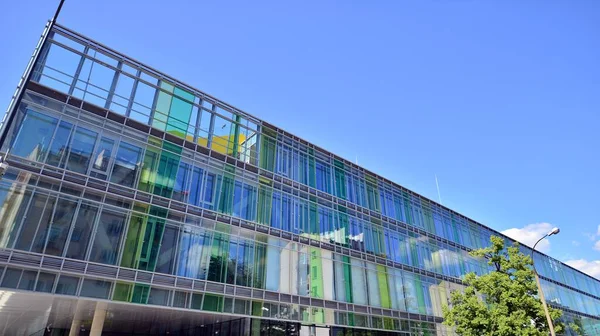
(257, 181, 272, 225)
(414, 275, 427, 315)
(347, 312, 355, 327)
(334, 159, 346, 199)
(166, 87, 194, 138)
(310, 248, 324, 299)
(259, 127, 276, 171)
(253, 241, 266, 289)
(383, 317, 395, 330)
(365, 175, 380, 212)
(313, 308, 324, 323)
(217, 165, 235, 214)
(153, 141, 182, 197)
(207, 232, 229, 283)
(202, 294, 223, 312)
(309, 202, 318, 236)
(132, 284, 150, 304)
(343, 256, 353, 303)
(251, 301, 263, 317)
(120, 203, 149, 269)
(377, 265, 391, 309)
(137, 207, 168, 271)
(138, 137, 162, 192)
(113, 282, 133, 302)
(191, 293, 203, 310)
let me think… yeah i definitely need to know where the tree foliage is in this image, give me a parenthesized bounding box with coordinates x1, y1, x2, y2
(442, 235, 579, 336)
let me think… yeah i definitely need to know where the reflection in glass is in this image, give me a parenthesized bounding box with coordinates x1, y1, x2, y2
(65, 202, 98, 260)
(89, 210, 126, 265)
(110, 142, 142, 188)
(11, 110, 57, 162)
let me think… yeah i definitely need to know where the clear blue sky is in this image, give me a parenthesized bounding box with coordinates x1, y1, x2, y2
(1, 1, 599, 276)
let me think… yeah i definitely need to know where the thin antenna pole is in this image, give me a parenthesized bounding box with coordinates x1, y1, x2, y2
(435, 174, 442, 204)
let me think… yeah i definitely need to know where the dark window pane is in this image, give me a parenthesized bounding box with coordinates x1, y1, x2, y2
(80, 279, 112, 299)
(35, 272, 56, 293)
(1, 268, 22, 288)
(18, 270, 37, 290)
(0, 187, 32, 249)
(44, 199, 77, 256)
(65, 202, 98, 260)
(15, 193, 54, 251)
(147, 288, 170, 306)
(55, 275, 79, 295)
(88, 210, 126, 265)
(173, 291, 189, 308)
(11, 110, 57, 162)
(155, 225, 178, 274)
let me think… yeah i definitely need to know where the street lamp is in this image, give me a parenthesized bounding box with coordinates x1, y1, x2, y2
(530, 227, 560, 336)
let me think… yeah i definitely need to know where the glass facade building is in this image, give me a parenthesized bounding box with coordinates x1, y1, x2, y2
(0, 23, 598, 335)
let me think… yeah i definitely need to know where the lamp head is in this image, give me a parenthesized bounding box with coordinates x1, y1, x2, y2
(547, 227, 560, 236)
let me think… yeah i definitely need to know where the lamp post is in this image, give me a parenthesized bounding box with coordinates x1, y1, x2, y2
(530, 227, 560, 336)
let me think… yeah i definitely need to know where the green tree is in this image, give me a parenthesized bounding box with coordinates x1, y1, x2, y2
(442, 235, 580, 336)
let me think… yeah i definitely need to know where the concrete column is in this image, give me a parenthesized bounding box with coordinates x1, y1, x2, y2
(69, 300, 86, 336)
(89, 302, 108, 336)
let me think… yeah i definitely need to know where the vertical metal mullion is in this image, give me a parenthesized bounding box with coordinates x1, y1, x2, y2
(125, 69, 142, 118)
(104, 61, 122, 110)
(83, 203, 104, 262)
(207, 105, 216, 148)
(68, 46, 89, 96)
(24, 193, 53, 252)
(61, 199, 84, 258)
(114, 210, 133, 269)
(193, 100, 203, 143)
(148, 81, 161, 126)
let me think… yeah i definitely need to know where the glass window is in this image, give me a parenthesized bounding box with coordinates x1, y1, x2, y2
(11, 110, 58, 162)
(44, 199, 77, 256)
(18, 270, 37, 291)
(131, 81, 156, 124)
(189, 166, 204, 207)
(55, 275, 79, 295)
(173, 291, 189, 308)
(351, 259, 367, 305)
(110, 142, 143, 188)
(1, 268, 22, 288)
(148, 288, 171, 306)
(80, 279, 112, 299)
(0, 187, 32, 250)
(173, 162, 191, 202)
(315, 161, 331, 193)
(155, 225, 179, 274)
(92, 137, 115, 174)
(15, 193, 55, 252)
(65, 202, 98, 260)
(88, 210, 126, 265)
(110, 73, 135, 114)
(46, 120, 73, 167)
(35, 272, 56, 293)
(38, 44, 82, 92)
(83, 61, 115, 108)
(177, 226, 211, 280)
(66, 126, 98, 174)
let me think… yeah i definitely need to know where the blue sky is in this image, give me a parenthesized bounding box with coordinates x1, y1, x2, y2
(1, 1, 599, 276)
